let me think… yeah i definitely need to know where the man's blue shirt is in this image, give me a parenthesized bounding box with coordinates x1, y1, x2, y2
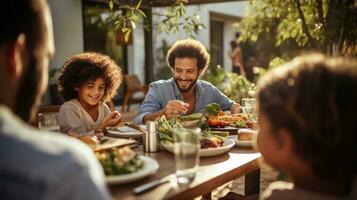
(134, 78, 234, 124)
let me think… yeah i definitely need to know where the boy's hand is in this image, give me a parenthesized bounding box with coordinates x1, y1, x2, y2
(101, 111, 121, 129)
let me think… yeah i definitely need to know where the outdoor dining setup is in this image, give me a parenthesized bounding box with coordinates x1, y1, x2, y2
(2, 0, 357, 200)
(73, 101, 261, 200)
(34, 100, 261, 199)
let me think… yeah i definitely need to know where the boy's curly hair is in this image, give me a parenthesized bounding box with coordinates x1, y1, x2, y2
(257, 53, 357, 185)
(57, 52, 122, 103)
(166, 39, 210, 75)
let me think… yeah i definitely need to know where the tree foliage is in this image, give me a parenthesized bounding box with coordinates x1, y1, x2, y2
(154, 0, 206, 38)
(107, 0, 206, 41)
(107, 0, 146, 42)
(239, 0, 357, 55)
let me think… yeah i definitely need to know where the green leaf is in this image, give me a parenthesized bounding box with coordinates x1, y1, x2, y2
(124, 30, 131, 42)
(109, 0, 113, 10)
(135, 0, 142, 10)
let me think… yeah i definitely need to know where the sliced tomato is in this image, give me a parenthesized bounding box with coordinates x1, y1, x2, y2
(218, 120, 226, 128)
(208, 118, 220, 127)
(219, 111, 225, 116)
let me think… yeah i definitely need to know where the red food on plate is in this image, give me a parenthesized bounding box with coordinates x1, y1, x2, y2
(201, 137, 224, 148)
(219, 111, 225, 116)
(208, 118, 220, 127)
(218, 120, 226, 128)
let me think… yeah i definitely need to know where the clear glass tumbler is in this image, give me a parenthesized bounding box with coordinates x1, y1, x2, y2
(173, 127, 200, 186)
(241, 98, 257, 120)
(38, 112, 60, 132)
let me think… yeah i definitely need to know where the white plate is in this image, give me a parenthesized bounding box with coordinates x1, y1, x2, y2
(106, 126, 142, 138)
(161, 138, 235, 157)
(236, 139, 254, 147)
(106, 155, 159, 185)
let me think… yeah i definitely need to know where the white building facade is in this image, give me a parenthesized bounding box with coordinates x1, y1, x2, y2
(44, 0, 246, 105)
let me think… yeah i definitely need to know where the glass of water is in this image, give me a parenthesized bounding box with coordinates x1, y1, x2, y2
(173, 127, 200, 186)
(241, 98, 257, 120)
(242, 98, 256, 107)
(38, 112, 60, 132)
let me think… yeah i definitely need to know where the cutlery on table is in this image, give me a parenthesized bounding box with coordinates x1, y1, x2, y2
(133, 174, 175, 194)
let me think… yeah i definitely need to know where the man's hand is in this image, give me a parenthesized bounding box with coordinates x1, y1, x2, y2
(164, 100, 189, 119)
(231, 102, 241, 114)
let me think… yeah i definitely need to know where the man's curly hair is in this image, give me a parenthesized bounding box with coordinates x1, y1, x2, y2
(57, 52, 122, 103)
(166, 39, 210, 74)
(257, 53, 357, 186)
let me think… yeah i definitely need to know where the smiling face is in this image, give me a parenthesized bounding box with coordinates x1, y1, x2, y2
(173, 57, 201, 93)
(76, 78, 106, 107)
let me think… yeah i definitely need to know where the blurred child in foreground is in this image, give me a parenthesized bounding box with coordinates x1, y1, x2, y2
(257, 54, 357, 199)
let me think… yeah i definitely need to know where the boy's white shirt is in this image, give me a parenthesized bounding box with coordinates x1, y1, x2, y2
(57, 99, 110, 136)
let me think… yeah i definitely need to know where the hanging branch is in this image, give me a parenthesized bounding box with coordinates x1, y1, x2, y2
(107, 0, 146, 42)
(292, 0, 317, 48)
(155, 0, 206, 38)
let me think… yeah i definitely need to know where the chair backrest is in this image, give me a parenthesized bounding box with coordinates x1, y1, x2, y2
(30, 105, 61, 127)
(125, 74, 144, 90)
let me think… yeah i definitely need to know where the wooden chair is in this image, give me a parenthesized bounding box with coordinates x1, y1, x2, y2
(30, 105, 61, 127)
(121, 75, 148, 112)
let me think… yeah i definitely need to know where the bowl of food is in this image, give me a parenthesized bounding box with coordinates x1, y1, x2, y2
(236, 128, 257, 147)
(95, 146, 159, 185)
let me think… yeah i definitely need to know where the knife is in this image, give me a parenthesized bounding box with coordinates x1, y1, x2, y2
(125, 122, 145, 133)
(133, 174, 175, 195)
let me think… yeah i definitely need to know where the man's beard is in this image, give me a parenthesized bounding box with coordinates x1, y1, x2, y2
(174, 77, 198, 93)
(14, 57, 44, 122)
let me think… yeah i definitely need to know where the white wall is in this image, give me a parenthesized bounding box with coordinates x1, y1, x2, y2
(129, 18, 146, 83)
(48, 0, 84, 78)
(44, 1, 245, 105)
(43, 0, 84, 105)
(150, 1, 246, 75)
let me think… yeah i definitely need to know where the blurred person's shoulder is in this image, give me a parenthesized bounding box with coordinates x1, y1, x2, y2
(0, 105, 107, 199)
(262, 180, 357, 200)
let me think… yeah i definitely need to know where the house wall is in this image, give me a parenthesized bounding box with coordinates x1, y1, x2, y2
(152, 1, 246, 74)
(44, 1, 246, 105)
(48, 0, 84, 76)
(42, 0, 84, 105)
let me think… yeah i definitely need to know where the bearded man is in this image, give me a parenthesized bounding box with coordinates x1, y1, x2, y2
(134, 39, 240, 125)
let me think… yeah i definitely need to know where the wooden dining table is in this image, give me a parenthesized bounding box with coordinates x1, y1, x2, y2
(109, 144, 261, 200)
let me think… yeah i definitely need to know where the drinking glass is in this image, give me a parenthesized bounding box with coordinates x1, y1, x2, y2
(241, 98, 256, 107)
(173, 127, 200, 186)
(38, 112, 60, 132)
(241, 98, 257, 120)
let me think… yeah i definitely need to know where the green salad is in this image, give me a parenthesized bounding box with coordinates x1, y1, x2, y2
(96, 147, 144, 175)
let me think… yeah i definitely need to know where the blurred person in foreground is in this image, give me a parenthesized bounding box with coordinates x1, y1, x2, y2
(134, 39, 240, 125)
(0, 0, 110, 199)
(257, 54, 357, 199)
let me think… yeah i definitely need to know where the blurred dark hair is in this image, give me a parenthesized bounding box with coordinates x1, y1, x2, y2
(257, 53, 357, 185)
(230, 41, 238, 49)
(0, 0, 44, 51)
(0, 0, 47, 122)
(58, 52, 122, 103)
(167, 39, 210, 72)
(235, 32, 240, 39)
